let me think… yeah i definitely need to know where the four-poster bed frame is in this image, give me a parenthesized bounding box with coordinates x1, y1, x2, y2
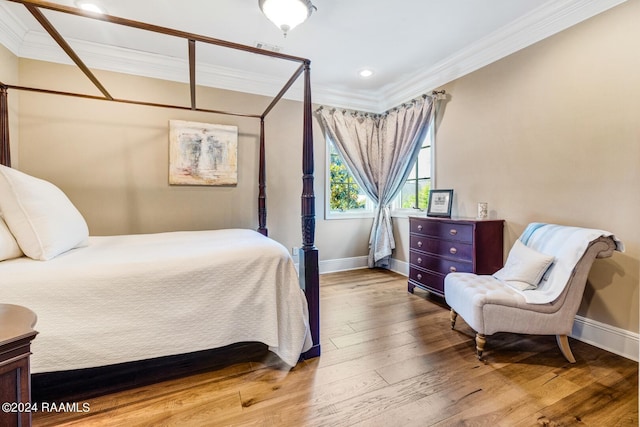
(0, 0, 320, 365)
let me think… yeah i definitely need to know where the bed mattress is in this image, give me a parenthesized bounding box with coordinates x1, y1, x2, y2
(0, 228, 312, 372)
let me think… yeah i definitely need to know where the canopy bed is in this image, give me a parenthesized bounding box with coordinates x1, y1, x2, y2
(0, 0, 320, 396)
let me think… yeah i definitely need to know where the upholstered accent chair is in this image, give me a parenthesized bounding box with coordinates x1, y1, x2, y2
(445, 223, 622, 363)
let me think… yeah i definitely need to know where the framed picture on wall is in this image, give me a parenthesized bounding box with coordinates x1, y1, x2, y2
(427, 189, 454, 217)
(169, 120, 238, 186)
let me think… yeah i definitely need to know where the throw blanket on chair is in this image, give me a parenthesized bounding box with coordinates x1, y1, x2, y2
(515, 223, 624, 304)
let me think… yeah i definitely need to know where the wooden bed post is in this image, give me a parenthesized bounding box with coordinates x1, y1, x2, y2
(300, 61, 320, 358)
(0, 84, 10, 167)
(258, 118, 267, 236)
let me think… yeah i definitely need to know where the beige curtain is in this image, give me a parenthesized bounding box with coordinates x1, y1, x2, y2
(317, 96, 436, 268)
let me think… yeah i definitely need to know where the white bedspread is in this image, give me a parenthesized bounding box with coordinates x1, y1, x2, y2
(0, 229, 312, 372)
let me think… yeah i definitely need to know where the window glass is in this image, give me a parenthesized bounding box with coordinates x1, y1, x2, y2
(394, 127, 433, 212)
(326, 140, 373, 219)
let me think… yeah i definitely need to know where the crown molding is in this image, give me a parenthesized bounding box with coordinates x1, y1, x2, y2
(18, 31, 282, 92)
(310, 85, 383, 113)
(0, 0, 628, 112)
(378, 0, 629, 111)
(0, 2, 28, 55)
(15, 29, 384, 110)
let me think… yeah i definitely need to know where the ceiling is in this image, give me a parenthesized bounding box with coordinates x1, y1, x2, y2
(0, 0, 626, 112)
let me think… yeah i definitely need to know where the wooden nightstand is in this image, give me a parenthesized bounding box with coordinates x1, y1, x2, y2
(408, 217, 504, 296)
(0, 304, 38, 427)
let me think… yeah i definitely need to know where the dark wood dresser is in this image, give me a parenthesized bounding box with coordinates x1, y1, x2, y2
(408, 217, 504, 296)
(0, 304, 38, 427)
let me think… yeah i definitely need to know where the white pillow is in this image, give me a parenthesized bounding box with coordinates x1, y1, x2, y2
(493, 239, 554, 291)
(0, 216, 23, 261)
(0, 165, 89, 261)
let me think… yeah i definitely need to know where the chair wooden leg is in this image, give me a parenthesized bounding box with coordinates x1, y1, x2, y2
(475, 333, 486, 360)
(450, 309, 458, 329)
(556, 335, 576, 363)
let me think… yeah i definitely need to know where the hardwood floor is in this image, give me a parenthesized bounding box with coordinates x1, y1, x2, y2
(32, 269, 638, 426)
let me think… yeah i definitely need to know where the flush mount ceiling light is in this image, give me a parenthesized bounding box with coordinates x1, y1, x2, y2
(259, 0, 316, 36)
(74, 0, 106, 14)
(359, 69, 374, 78)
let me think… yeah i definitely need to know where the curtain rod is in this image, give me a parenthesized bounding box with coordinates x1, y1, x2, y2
(315, 89, 447, 115)
(315, 89, 447, 117)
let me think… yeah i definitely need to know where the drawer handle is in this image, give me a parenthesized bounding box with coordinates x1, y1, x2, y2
(417, 225, 423, 231)
(449, 229, 458, 236)
(417, 241, 423, 248)
(449, 266, 457, 272)
(417, 273, 423, 280)
(417, 257, 422, 264)
(449, 247, 457, 255)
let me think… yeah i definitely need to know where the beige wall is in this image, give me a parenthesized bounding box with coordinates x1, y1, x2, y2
(395, 1, 639, 333)
(8, 58, 369, 262)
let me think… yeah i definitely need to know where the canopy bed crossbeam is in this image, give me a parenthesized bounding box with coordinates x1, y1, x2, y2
(7, 0, 308, 63)
(24, 4, 113, 100)
(1, 83, 263, 118)
(0, 0, 320, 360)
(262, 62, 306, 118)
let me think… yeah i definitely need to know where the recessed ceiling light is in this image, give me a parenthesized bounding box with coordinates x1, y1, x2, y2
(75, 1, 106, 14)
(359, 69, 374, 78)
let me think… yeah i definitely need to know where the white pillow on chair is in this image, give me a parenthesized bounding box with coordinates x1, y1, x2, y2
(493, 239, 555, 291)
(0, 216, 23, 261)
(0, 165, 88, 261)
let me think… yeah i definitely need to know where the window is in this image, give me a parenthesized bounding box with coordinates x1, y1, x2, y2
(392, 127, 433, 214)
(326, 139, 374, 219)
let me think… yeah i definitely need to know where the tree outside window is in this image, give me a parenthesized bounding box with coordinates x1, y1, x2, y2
(328, 141, 369, 215)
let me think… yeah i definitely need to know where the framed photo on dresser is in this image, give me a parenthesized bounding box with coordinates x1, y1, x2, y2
(427, 189, 453, 217)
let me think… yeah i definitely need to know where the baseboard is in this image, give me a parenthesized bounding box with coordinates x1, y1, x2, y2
(571, 315, 639, 362)
(294, 255, 369, 274)
(319, 256, 416, 274)
(385, 258, 640, 362)
(388, 258, 409, 276)
(319, 256, 369, 274)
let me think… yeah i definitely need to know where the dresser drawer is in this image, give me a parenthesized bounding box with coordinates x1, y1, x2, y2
(410, 251, 473, 274)
(410, 235, 474, 261)
(407, 217, 504, 297)
(410, 220, 474, 243)
(409, 266, 444, 295)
